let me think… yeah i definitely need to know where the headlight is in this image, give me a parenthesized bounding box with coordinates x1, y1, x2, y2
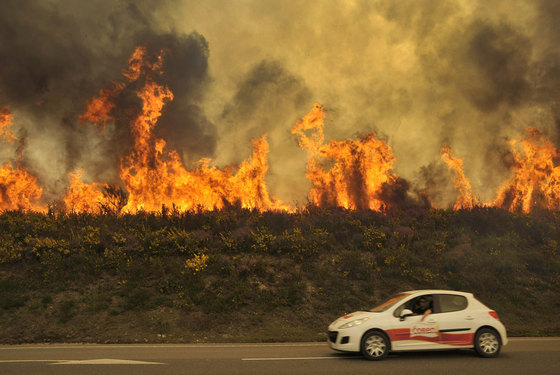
(338, 317, 369, 329)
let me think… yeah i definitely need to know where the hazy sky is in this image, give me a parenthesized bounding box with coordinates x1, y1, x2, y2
(1, 0, 559, 207)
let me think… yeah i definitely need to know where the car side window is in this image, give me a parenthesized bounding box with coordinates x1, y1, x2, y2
(438, 294, 468, 313)
(393, 302, 407, 317)
(393, 295, 434, 317)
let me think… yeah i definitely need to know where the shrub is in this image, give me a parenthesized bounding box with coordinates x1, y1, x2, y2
(184, 251, 209, 275)
(363, 225, 387, 250)
(0, 233, 24, 264)
(250, 226, 276, 253)
(31, 238, 70, 280)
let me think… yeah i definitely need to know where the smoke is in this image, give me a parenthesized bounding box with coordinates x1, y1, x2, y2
(217, 60, 313, 203)
(157, 0, 560, 207)
(0, 0, 215, 201)
(533, 0, 560, 146)
(2, 0, 559, 208)
(456, 20, 532, 112)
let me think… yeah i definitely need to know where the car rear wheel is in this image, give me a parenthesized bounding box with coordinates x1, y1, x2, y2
(474, 328, 501, 358)
(360, 331, 389, 360)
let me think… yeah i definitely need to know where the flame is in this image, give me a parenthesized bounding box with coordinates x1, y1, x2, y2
(0, 163, 43, 211)
(292, 104, 397, 211)
(69, 45, 289, 213)
(80, 82, 124, 130)
(0, 106, 17, 143)
(494, 128, 560, 213)
(80, 46, 161, 130)
(63, 170, 107, 213)
(441, 146, 478, 210)
(0, 106, 43, 210)
(7, 45, 560, 215)
(122, 46, 163, 82)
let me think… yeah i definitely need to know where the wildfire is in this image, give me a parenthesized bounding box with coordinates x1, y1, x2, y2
(0, 107, 17, 143)
(63, 170, 107, 213)
(292, 104, 397, 211)
(5, 44, 560, 215)
(494, 128, 560, 213)
(0, 164, 43, 211)
(0, 106, 43, 211)
(80, 82, 124, 130)
(67, 45, 289, 213)
(441, 146, 478, 210)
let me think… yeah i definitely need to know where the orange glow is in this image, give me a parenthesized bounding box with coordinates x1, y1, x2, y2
(292, 104, 397, 211)
(0, 106, 17, 143)
(7, 45, 560, 214)
(494, 128, 560, 213)
(441, 146, 478, 210)
(70, 45, 289, 213)
(0, 107, 43, 210)
(80, 82, 124, 130)
(122, 46, 163, 82)
(0, 163, 43, 211)
(63, 170, 107, 213)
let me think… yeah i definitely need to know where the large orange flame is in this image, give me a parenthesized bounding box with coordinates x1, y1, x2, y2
(0, 106, 43, 210)
(494, 128, 560, 213)
(441, 146, 478, 210)
(7, 45, 560, 214)
(292, 104, 397, 211)
(63, 170, 107, 213)
(80, 82, 124, 130)
(0, 164, 43, 211)
(67, 46, 289, 213)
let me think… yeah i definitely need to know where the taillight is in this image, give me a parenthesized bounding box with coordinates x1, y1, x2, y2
(489, 311, 500, 320)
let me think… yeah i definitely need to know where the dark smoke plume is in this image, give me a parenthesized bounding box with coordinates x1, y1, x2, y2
(0, 0, 216, 201)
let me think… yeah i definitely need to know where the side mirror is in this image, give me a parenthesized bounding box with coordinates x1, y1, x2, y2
(399, 309, 413, 321)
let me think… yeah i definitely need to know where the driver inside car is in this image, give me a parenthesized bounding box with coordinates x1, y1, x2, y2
(412, 296, 432, 321)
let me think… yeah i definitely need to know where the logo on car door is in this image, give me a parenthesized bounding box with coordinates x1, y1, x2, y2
(410, 322, 439, 338)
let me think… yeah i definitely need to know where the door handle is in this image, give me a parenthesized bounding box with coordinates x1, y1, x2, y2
(465, 316, 474, 320)
(426, 319, 436, 324)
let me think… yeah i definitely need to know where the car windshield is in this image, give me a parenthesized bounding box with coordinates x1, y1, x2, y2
(369, 293, 410, 312)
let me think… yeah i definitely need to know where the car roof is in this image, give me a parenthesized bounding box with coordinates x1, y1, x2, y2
(401, 290, 474, 297)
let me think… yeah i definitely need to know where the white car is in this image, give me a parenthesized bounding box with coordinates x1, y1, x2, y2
(328, 290, 508, 360)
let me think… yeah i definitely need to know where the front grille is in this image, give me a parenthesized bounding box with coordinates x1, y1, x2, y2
(328, 331, 339, 343)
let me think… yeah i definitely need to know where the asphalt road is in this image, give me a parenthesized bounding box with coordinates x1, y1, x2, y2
(0, 338, 558, 375)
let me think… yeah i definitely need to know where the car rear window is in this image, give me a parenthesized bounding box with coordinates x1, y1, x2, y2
(438, 294, 468, 313)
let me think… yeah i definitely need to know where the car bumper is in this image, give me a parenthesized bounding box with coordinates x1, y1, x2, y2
(495, 322, 508, 346)
(327, 330, 361, 352)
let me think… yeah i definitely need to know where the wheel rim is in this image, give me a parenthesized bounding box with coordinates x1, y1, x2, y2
(365, 335, 386, 357)
(479, 332, 499, 354)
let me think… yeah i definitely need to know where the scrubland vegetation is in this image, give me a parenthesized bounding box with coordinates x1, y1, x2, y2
(0, 206, 559, 343)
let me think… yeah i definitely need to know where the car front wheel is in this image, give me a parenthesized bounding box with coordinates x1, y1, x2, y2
(474, 328, 501, 358)
(360, 331, 390, 360)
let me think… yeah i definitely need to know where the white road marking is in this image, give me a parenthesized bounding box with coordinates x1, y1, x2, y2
(52, 358, 163, 365)
(0, 360, 65, 363)
(0, 358, 163, 365)
(0, 343, 327, 350)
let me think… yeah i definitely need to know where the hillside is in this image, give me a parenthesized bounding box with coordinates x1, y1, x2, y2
(0, 206, 559, 343)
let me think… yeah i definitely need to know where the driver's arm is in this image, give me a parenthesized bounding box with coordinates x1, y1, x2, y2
(420, 309, 432, 321)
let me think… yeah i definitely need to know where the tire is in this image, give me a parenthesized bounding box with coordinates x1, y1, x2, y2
(360, 331, 390, 360)
(474, 328, 501, 358)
